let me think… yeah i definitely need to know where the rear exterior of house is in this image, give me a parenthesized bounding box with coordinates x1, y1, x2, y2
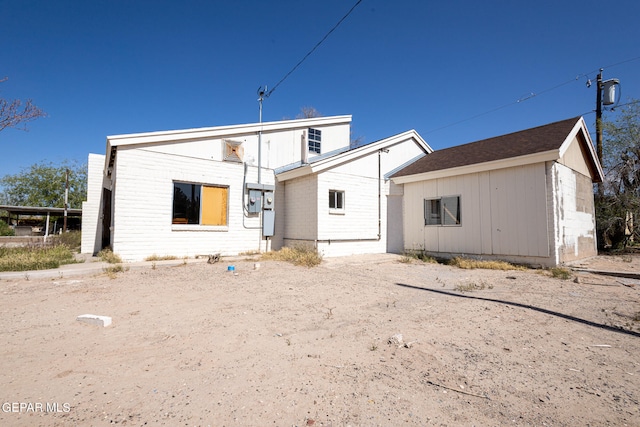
(276, 131, 430, 257)
(82, 116, 351, 261)
(391, 117, 603, 267)
(81, 116, 431, 261)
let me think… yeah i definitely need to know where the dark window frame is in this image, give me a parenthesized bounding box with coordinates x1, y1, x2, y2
(329, 189, 344, 211)
(172, 181, 229, 226)
(424, 195, 461, 226)
(308, 128, 321, 154)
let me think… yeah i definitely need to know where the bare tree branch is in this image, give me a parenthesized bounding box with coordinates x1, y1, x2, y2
(0, 77, 47, 132)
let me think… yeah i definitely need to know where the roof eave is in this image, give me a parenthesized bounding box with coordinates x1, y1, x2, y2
(106, 115, 352, 147)
(391, 149, 560, 184)
(276, 129, 432, 182)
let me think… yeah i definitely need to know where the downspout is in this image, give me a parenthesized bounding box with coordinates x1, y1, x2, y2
(242, 162, 261, 230)
(378, 148, 389, 240)
(378, 149, 382, 240)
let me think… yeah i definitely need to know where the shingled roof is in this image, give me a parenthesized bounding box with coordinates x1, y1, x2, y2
(392, 117, 583, 178)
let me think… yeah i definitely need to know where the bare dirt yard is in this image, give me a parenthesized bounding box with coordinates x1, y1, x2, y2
(1, 253, 639, 426)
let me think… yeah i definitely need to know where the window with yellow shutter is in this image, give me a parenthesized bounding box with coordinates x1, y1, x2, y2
(172, 182, 228, 226)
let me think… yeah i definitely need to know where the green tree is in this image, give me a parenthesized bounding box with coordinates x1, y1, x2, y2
(0, 160, 87, 208)
(597, 100, 640, 248)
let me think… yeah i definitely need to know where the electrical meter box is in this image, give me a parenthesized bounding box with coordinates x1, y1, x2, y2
(248, 190, 262, 214)
(263, 191, 274, 210)
(263, 210, 275, 237)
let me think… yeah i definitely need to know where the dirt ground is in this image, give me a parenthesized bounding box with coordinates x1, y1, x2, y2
(1, 253, 639, 426)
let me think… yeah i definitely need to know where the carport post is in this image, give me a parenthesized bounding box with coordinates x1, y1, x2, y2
(44, 211, 50, 241)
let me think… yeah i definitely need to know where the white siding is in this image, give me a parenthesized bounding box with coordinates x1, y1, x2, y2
(403, 163, 551, 264)
(110, 148, 274, 261)
(81, 153, 106, 255)
(139, 122, 351, 170)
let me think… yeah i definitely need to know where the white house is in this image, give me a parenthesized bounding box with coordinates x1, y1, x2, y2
(391, 117, 604, 267)
(81, 115, 432, 261)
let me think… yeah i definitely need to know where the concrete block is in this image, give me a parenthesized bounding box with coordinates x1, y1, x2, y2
(76, 314, 112, 327)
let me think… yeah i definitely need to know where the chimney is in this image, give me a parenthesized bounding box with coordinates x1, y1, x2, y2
(301, 131, 308, 164)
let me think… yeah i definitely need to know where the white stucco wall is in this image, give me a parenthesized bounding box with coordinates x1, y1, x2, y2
(282, 173, 318, 246)
(547, 162, 597, 264)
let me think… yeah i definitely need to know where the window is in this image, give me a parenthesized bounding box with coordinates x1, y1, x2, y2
(424, 199, 441, 225)
(308, 128, 321, 154)
(172, 182, 228, 226)
(424, 196, 461, 226)
(329, 190, 344, 211)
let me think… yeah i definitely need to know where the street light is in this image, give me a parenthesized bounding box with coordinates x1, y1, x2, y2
(594, 69, 620, 196)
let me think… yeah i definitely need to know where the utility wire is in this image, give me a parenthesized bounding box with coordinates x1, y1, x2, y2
(265, 0, 363, 98)
(425, 55, 640, 135)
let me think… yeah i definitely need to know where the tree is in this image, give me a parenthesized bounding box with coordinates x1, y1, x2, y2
(0, 160, 87, 208)
(597, 100, 640, 248)
(0, 77, 46, 132)
(295, 106, 366, 148)
(296, 106, 323, 119)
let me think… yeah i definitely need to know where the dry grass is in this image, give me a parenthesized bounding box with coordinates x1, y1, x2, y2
(103, 264, 129, 278)
(549, 267, 572, 280)
(0, 244, 80, 272)
(448, 257, 527, 271)
(399, 251, 438, 264)
(97, 249, 123, 264)
(261, 246, 323, 267)
(454, 280, 494, 292)
(144, 254, 178, 261)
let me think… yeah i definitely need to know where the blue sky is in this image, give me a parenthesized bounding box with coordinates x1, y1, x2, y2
(1, 0, 639, 179)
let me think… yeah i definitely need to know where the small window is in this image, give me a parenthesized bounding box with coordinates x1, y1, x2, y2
(424, 199, 441, 225)
(424, 196, 460, 226)
(308, 128, 321, 154)
(173, 182, 228, 226)
(329, 190, 344, 211)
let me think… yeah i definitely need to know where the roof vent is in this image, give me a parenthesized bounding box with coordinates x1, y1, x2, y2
(223, 140, 244, 162)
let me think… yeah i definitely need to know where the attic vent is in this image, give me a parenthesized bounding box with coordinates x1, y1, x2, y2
(223, 139, 244, 162)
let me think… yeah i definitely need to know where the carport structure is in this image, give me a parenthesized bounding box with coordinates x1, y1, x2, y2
(0, 205, 82, 237)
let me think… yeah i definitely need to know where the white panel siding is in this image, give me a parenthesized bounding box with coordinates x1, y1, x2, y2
(478, 172, 492, 254)
(403, 163, 552, 264)
(110, 148, 273, 261)
(81, 153, 106, 255)
(490, 164, 548, 257)
(402, 182, 426, 252)
(137, 121, 352, 171)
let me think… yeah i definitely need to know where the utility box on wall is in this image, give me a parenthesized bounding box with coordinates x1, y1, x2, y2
(263, 191, 274, 210)
(247, 190, 262, 214)
(263, 209, 275, 237)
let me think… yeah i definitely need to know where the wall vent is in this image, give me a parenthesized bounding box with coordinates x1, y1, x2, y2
(223, 140, 244, 162)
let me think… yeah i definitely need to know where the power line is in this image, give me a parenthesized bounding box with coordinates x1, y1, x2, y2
(425, 55, 640, 135)
(265, 0, 363, 98)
